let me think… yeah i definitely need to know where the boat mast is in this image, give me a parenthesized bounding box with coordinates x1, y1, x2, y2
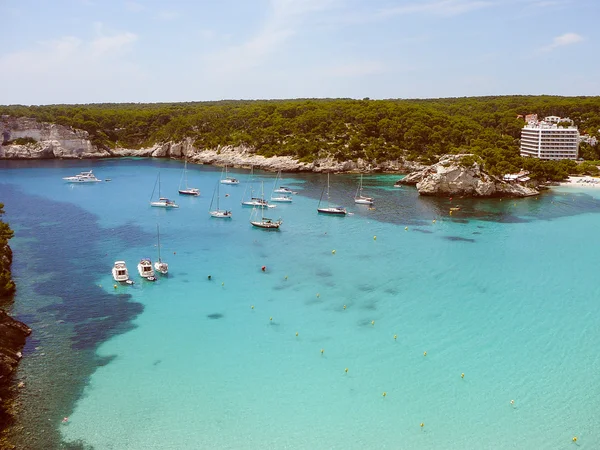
(156, 224, 162, 262)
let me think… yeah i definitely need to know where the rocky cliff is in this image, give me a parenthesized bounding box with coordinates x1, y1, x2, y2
(396, 154, 539, 197)
(0, 309, 31, 444)
(0, 116, 422, 173)
(0, 116, 110, 159)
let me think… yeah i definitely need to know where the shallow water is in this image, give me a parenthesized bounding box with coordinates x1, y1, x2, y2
(2, 159, 599, 449)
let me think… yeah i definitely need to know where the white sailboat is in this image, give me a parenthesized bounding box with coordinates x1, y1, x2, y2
(154, 224, 168, 275)
(317, 173, 347, 215)
(209, 181, 232, 218)
(354, 174, 374, 205)
(270, 171, 293, 203)
(150, 173, 179, 208)
(178, 160, 200, 196)
(220, 165, 239, 184)
(250, 182, 282, 229)
(242, 167, 275, 208)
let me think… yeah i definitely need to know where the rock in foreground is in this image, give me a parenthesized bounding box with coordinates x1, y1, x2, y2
(396, 154, 539, 198)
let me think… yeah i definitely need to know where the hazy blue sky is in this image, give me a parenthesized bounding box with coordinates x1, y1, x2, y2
(1, 0, 598, 104)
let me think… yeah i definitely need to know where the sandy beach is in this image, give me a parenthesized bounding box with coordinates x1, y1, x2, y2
(558, 175, 600, 188)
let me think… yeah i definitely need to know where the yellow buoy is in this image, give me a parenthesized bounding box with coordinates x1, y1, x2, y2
(510, 400, 514, 405)
(382, 392, 387, 397)
(113, 284, 117, 289)
(284, 275, 288, 280)
(394, 334, 397, 340)
(461, 373, 465, 379)
(320, 348, 324, 355)
(572, 436, 577, 442)
(373, 235, 377, 240)
(251, 305, 254, 309)
(405, 226, 408, 231)
(295, 332, 298, 337)
(420, 422, 424, 428)
(221, 282, 224, 286)
(345, 368, 348, 373)
(423, 351, 427, 356)
(269, 316, 273, 321)
(343, 305, 346, 310)
(316, 293, 320, 298)
(332, 249, 336, 254)
(371, 320, 375, 326)
(432, 219, 436, 223)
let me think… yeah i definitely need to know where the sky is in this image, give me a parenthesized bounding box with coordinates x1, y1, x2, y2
(0, 0, 598, 105)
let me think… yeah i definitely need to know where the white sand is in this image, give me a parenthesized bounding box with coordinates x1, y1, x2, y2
(557, 176, 600, 188)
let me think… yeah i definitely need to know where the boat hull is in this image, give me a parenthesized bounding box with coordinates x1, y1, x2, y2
(178, 189, 200, 196)
(270, 197, 292, 203)
(150, 202, 179, 208)
(251, 221, 281, 229)
(354, 197, 374, 205)
(210, 210, 232, 218)
(220, 179, 239, 185)
(154, 261, 168, 275)
(318, 207, 347, 215)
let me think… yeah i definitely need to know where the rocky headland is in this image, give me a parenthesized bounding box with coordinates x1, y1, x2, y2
(396, 154, 539, 198)
(0, 116, 424, 174)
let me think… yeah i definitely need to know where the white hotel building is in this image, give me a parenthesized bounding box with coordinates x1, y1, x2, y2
(520, 119, 579, 160)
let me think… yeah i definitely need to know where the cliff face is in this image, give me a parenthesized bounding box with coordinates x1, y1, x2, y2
(396, 154, 539, 198)
(0, 116, 422, 173)
(0, 116, 110, 159)
(0, 309, 31, 441)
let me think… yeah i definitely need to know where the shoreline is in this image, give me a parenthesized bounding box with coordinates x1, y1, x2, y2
(556, 176, 600, 189)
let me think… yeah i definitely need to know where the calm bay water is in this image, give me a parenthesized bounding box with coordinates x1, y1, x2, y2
(1, 159, 600, 449)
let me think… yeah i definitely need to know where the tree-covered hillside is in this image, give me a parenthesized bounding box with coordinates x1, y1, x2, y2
(2, 96, 600, 180)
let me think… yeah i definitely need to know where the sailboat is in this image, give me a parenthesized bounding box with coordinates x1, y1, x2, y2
(250, 182, 282, 229)
(270, 170, 293, 203)
(242, 167, 275, 208)
(209, 181, 232, 218)
(354, 174, 374, 205)
(150, 173, 179, 208)
(317, 173, 347, 215)
(154, 224, 168, 275)
(178, 160, 200, 196)
(220, 165, 239, 185)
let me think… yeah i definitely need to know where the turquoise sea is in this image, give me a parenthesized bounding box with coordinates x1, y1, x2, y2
(1, 158, 600, 449)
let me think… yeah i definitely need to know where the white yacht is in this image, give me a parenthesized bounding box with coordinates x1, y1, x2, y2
(112, 261, 129, 282)
(63, 170, 102, 183)
(137, 258, 155, 279)
(354, 174, 374, 205)
(220, 166, 240, 185)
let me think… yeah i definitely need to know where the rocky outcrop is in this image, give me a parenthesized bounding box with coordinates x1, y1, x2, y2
(0, 116, 110, 159)
(0, 117, 422, 173)
(395, 154, 539, 197)
(0, 309, 31, 442)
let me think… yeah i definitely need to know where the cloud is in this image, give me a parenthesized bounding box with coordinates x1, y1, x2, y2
(541, 32, 584, 52)
(0, 27, 144, 104)
(322, 61, 386, 77)
(377, 0, 493, 17)
(203, 0, 339, 75)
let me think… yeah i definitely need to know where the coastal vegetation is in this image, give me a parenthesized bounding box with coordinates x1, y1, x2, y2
(0, 203, 15, 298)
(2, 95, 600, 180)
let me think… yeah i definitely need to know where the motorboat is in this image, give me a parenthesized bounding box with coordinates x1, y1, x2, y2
(137, 258, 155, 278)
(63, 170, 102, 183)
(112, 261, 129, 282)
(317, 173, 347, 215)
